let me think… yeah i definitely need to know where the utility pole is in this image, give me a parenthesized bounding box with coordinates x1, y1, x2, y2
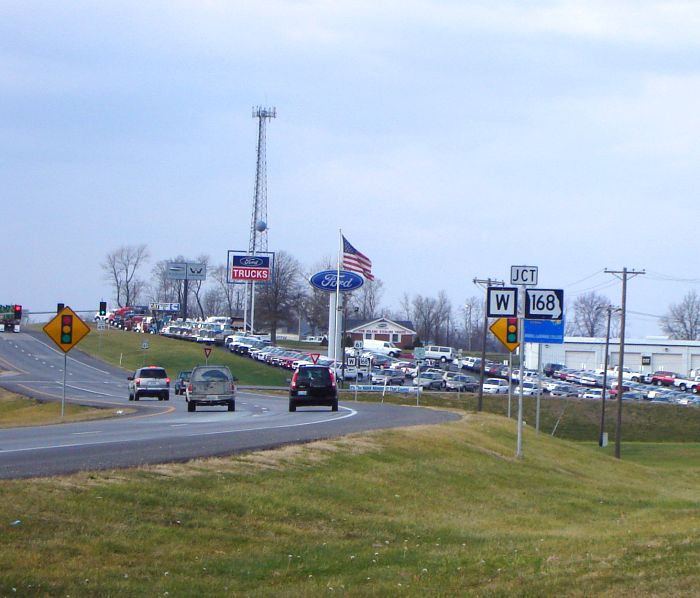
(605, 267, 645, 459)
(473, 277, 505, 412)
(599, 305, 620, 448)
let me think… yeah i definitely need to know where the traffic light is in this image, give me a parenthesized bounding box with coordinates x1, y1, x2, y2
(60, 314, 73, 344)
(506, 318, 518, 344)
(14, 305, 22, 320)
(99, 301, 107, 317)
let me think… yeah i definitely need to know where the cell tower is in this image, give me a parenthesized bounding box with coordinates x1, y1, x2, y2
(249, 106, 276, 254)
(244, 106, 276, 333)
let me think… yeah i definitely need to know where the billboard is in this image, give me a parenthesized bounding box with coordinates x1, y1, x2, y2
(227, 251, 274, 284)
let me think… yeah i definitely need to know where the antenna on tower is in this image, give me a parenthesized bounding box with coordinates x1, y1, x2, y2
(244, 106, 276, 334)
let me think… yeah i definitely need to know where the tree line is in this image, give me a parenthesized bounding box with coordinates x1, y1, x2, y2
(102, 245, 700, 346)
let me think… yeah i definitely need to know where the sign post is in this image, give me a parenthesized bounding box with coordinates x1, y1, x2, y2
(510, 265, 538, 459)
(204, 346, 212, 365)
(42, 307, 91, 417)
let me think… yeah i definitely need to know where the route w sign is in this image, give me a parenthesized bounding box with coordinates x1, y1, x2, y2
(487, 287, 518, 317)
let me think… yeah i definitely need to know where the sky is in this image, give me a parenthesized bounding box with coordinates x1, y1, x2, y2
(3, 0, 700, 337)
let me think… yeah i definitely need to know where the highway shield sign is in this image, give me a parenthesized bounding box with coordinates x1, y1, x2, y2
(43, 307, 90, 353)
(525, 289, 564, 319)
(487, 287, 518, 317)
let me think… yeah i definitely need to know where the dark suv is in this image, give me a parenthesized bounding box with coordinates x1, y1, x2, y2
(128, 366, 170, 401)
(289, 365, 338, 412)
(174, 370, 192, 395)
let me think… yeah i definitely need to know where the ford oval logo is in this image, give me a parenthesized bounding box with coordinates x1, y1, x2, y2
(240, 257, 264, 266)
(309, 270, 364, 292)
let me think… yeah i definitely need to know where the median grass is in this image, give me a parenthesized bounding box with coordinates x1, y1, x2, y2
(0, 389, 120, 427)
(1, 413, 699, 596)
(76, 327, 290, 386)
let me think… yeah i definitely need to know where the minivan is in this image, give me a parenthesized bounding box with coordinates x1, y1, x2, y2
(423, 345, 455, 363)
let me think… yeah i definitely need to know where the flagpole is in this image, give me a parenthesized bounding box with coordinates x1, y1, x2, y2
(334, 229, 343, 363)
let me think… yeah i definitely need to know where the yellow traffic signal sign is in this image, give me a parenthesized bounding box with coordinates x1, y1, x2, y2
(490, 317, 520, 353)
(43, 307, 90, 353)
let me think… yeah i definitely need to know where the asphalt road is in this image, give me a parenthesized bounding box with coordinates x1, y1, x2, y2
(0, 331, 459, 479)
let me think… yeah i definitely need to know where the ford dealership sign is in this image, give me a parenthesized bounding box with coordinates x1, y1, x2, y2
(309, 270, 364, 292)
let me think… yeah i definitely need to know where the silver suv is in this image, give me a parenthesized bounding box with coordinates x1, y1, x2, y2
(128, 366, 170, 401)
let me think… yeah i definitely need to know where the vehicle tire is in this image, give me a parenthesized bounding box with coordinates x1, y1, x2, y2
(680, 384, 687, 392)
(632, 376, 640, 382)
(228, 401, 235, 412)
(128, 392, 133, 401)
(654, 380, 662, 386)
(441, 356, 447, 363)
(134, 393, 140, 401)
(331, 401, 339, 412)
(187, 401, 195, 412)
(158, 396, 163, 401)
(289, 401, 296, 412)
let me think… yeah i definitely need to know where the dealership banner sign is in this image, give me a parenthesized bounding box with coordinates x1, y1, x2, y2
(227, 251, 274, 284)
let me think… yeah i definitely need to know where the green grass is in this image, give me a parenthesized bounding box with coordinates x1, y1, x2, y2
(0, 389, 125, 427)
(77, 327, 291, 386)
(1, 414, 699, 596)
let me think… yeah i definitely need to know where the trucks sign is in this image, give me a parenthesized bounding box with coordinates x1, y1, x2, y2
(227, 251, 274, 283)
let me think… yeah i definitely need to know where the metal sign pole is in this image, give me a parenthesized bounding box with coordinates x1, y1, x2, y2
(516, 286, 526, 459)
(62, 353, 67, 418)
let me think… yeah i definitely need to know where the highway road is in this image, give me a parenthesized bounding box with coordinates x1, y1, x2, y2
(0, 331, 459, 479)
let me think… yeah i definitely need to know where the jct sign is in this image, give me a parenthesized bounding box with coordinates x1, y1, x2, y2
(227, 251, 274, 283)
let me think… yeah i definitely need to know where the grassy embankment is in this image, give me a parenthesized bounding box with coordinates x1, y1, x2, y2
(0, 389, 112, 428)
(1, 414, 699, 596)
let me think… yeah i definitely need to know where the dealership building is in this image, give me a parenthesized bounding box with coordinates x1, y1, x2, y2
(525, 336, 700, 376)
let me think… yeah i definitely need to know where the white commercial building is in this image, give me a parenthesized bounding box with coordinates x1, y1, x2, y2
(525, 337, 700, 377)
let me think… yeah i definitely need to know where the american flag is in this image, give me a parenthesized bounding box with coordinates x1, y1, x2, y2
(342, 235, 374, 281)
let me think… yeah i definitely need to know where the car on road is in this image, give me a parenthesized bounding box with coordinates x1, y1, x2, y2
(185, 365, 237, 412)
(174, 370, 192, 395)
(289, 365, 338, 412)
(128, 366, 170, 401)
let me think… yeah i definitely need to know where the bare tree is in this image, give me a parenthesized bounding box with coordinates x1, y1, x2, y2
(349, 278, 384, 320)
(661, 290, 700, 340)
(461, 296, 482, 351)
(210, 264, 244, 318)
(102, 245, 150, 307)
(256, 251, 302, 343)
(190, 255, 210, 318)
(570, 292, 614, 337)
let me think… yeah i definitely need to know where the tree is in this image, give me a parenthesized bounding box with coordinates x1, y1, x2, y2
(461, 296, 482, 351)
(256, 251, 302, 343)
(570, 292, 615, 337)
(102, 245, 149, 308)
(349, 279, 384, 320)
(661, 290, 700, 340)
(210, 264, 244, 318)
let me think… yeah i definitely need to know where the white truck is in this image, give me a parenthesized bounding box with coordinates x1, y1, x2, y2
(185, 365, 237, 412)
(596, 366, 644, 383)
(672, 375, 700, 393)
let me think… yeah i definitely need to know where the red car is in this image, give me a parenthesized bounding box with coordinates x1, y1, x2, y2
(650, 371, 680, 386)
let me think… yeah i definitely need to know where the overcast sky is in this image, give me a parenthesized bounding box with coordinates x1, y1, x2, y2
(3, 1, 700, 337)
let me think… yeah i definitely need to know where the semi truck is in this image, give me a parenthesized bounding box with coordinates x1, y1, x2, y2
(0, 305, 22, 332)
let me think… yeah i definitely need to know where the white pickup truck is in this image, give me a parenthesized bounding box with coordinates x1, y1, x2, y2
(596, 366, 644, 383)
(672, 375, 700, 393)
(185, 365, 237, 412)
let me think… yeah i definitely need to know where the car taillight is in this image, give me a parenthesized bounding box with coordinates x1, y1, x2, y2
(290, 370, 299, 389)
(329, 370, 336, 388)
(187, 383, 193, 392)
(135, 378, 141, 386)
(165, 378, 171, 385)
(230, 382, 236, 393)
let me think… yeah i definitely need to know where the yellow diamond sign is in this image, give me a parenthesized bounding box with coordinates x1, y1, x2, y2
(43, 307, 91, 353)
(489, 317, 520, 353)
